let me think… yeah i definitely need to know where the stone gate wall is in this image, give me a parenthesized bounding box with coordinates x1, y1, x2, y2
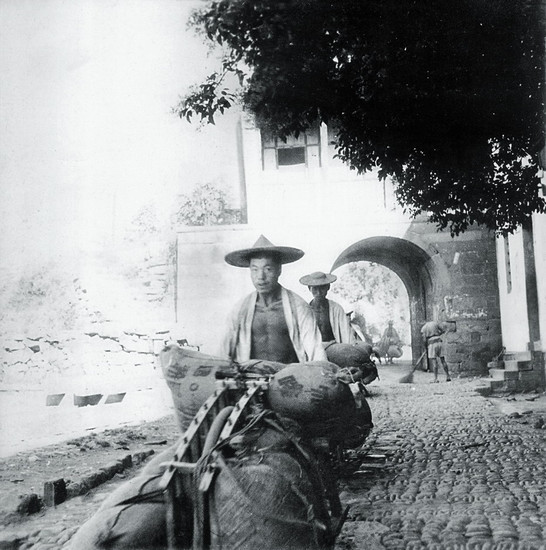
(418, 226, 502, 376)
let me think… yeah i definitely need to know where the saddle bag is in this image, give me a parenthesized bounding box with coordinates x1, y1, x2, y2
(266, 362, 357, 440)
(160, 346, 233, 433)
(324, 343, 371, 368)
(325, 343, 378, 384)
(160, 346, 287, 433)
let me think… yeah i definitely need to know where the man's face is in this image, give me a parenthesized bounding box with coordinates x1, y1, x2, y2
(309, 284, 330, 300)
(249, 255, 282, 294)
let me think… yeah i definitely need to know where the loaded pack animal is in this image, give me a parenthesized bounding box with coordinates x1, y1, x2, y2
(69, 345, 373, 549)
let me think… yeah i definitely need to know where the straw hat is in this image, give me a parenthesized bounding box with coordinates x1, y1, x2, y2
(299, 271, 337, 286)
(225, 234, 305, 268)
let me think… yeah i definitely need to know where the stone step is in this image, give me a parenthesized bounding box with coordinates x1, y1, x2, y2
(490, 379, 506, 390)
(489, 368, 520, 381)
(477, 378, 507, 393)
(475, 383, 493, 396)
(504, 359, 533, 372)
(503, 350, 532, 362)
(488, 368, 506, 380)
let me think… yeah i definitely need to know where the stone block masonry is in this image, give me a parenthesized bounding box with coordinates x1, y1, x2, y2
(425, 227, 503, 377)
(0, 326, 188, 389)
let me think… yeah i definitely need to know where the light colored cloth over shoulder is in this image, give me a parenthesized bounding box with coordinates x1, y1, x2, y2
(328, 299, 356, 344)
(221, 286, 327, 363)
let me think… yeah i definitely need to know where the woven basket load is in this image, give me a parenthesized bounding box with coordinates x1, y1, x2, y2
(208, 451, 333, 550)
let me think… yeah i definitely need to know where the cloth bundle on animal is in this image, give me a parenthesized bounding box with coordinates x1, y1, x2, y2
(387, 344, 403, 359)
(160, 345, 286, 433)
(161, 347, 375, 466)
(66, 448, 174, 549)
(267, 362, 373, 446)
(162, 346, 372, 450)
(267, 362, 353, 426)
(324, 343, 378, 385)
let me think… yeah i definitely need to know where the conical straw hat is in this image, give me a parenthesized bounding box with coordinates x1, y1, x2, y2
(225, 235, 305, 267)
(299, 271, 337, 286)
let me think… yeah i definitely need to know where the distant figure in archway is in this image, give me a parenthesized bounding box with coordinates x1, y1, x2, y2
(421, 320, 451, 382)
(379, 320, 403, 364)
(349, 312, 373, 344)
(299, 271, 356, 344)
(348, 312, 382, 363)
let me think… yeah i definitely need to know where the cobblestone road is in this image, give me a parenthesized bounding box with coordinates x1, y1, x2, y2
(3, 371, 546, 549)
(337, 375, 546, 550)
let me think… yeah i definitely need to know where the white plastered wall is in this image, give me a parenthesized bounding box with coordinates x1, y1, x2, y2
(496, 229, 530, 351)
(532, 211, 546, 350)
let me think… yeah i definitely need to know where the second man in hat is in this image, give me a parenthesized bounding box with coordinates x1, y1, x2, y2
(299, 271, 356, 345)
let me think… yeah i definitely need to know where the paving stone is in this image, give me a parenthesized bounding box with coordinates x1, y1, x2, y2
(336, 379, 546, 549)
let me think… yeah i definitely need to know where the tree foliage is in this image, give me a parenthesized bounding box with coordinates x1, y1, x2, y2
(331, 261, 409, 342)
(179, 0, 545, 235)
(175, 183, 231, 226)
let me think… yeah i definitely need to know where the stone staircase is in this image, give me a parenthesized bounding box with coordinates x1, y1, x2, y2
(477, 347, 545, 395)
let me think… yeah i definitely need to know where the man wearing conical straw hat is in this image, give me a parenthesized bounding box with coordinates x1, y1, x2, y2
(221, 235, 327, 363)
(299, 271, 356, 345)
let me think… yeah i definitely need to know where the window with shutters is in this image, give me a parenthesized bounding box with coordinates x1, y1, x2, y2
(261, 125, 321, 170)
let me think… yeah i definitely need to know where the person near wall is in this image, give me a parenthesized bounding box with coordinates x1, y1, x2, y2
(420, 319, 452, 382)
(221, 235, 327, 363)
(298, 271, 356, 344)
(379, 320, 403, 364)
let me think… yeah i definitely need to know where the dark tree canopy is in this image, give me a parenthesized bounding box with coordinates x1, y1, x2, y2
(179, 0, 545, 235)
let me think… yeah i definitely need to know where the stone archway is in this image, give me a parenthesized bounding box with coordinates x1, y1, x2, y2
(331, 236, 435, 366)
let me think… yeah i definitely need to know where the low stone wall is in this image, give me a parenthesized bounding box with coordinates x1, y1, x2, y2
(444, 318, 503, 377)
(0, 326, 184, 388)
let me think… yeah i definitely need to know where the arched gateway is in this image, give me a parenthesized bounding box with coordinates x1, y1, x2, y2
(331, 236, 435, 365)
(176, 223, 502, 377)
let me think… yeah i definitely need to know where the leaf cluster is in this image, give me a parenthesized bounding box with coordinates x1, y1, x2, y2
(175, 183, 230, 226)
(331, 261, 408, 341)
(333, 262, 400, 307)
(180, 0, 545, 235)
